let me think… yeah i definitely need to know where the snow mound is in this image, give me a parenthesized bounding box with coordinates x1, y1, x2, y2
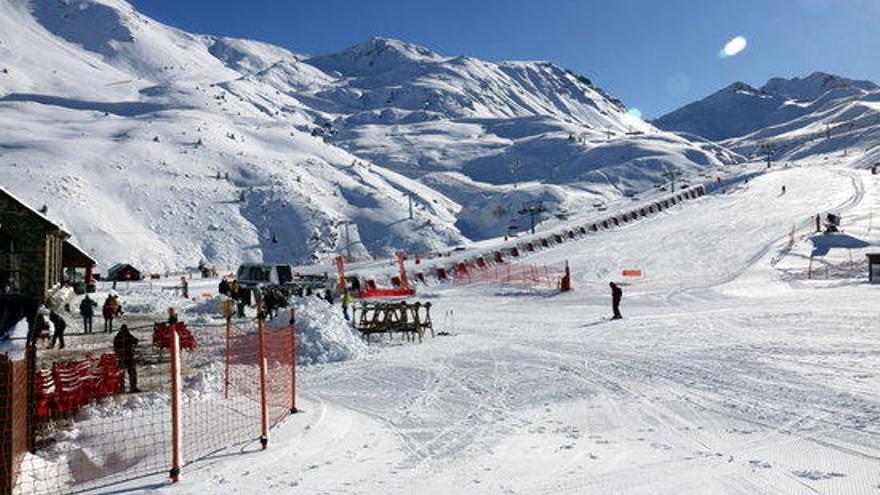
(269, 296, 367, 366)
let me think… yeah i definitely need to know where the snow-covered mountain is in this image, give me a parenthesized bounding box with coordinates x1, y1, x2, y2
(655, 72, 880, 164)
(0, 0, 738, 272)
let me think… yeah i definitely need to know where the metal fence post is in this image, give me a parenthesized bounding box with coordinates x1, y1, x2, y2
(169, 328, 182, 483)
(258, 314, 269, 449)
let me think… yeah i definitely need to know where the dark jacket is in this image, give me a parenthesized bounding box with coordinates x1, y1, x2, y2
(113, 330, 139, 367)
(80, 297, 97, 317)
(49, 312, 67, 333)
(611, 284, 622, 304)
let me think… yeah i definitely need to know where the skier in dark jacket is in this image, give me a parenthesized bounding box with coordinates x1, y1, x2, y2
(79, 295, 97, 333)
(49, 311, 67, 349)
(113, 325, 141, 393)
(610, 282, 623, 320)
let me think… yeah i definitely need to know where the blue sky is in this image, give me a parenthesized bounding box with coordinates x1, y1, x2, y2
(130, 0, 880, 118)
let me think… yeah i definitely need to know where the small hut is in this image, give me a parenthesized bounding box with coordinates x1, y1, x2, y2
(108, 263, 142, 282)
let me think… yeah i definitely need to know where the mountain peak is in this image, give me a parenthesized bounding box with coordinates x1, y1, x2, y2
(760, 72, 876, 101)
(308, 37, 444, 75)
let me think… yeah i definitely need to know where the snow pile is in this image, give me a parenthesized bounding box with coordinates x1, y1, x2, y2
(270, 296, 367, 366)
(185, 295, 225, 318)
(0, 318, 29, 358)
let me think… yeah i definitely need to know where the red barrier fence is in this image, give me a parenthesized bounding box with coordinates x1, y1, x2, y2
(2, 316, 296, 495)
(34, 353, 124, 423)
(448, 260, 566, 291)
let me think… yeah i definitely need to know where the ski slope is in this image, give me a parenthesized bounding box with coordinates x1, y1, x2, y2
(100, 160, 879, 495)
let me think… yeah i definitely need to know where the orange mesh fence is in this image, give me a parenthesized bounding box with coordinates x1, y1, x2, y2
(176, 322, 259, 468)
(16, 323, 171, 495)
(3, 317, 296, 495)
(262, 325, 295, 427)
(1, 349, 32, 495)
(448, 261, 564, 290)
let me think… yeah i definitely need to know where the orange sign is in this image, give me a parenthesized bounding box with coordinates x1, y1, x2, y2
(622, 270, 642, 277)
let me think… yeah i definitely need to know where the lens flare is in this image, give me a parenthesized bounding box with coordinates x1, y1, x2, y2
(719, 36, 747, 58)
(622, 108, 645, 130)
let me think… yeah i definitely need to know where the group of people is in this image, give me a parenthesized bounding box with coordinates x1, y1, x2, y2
(26, 306, 68, 349)
(218, 277, 354, 321)
(219, 279, 254, 318)
(21, 292, 126, 349)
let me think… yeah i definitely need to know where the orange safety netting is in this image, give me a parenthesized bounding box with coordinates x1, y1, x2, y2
(4, 317, 296, 495)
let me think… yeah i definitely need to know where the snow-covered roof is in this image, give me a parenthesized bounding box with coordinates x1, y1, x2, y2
(0, 184, 67, 234)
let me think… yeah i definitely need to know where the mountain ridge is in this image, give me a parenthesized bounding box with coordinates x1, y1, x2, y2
(0, 0, 739, 271)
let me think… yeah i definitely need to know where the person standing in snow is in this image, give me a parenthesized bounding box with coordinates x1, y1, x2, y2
(341, 290, 353, 321)
(27, 304, 50, 347)
(220, 296, 234, 322)
(218, 278, 230, 296)
(79, 295, 97, 333)
(609, 282, 623, 320)
(103, 294, 118, 333)
(324, 290, 334, 305)
(114, 324, 141, 393)
(180, 276, 189, 300)
(48, 311, 67, 349)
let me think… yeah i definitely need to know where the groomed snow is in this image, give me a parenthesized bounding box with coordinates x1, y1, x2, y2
(88, 158, 880, 495)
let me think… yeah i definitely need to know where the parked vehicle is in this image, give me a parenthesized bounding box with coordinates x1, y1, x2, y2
(236, 264, 329, 293)
(236, 264, 295, 288)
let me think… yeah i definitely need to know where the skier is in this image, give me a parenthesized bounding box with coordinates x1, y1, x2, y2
(48, 311, 67, 349)
(781, 185, 786, 195)
(102, 294, 118, 333)
(180, 276, 189, 299)
(79, 295, 97, 334)
(341, 290, 353, 321)
(324, 289, 334, 305)
(609, 281, 623, 320)
(113, 324, 141, 393)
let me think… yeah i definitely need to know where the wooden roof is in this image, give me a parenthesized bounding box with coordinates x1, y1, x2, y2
(0, 185, 68, 234)
(62, 240, 96, 268)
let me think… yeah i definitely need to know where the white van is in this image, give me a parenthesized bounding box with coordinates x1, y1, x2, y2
(236, 264, 294, 288)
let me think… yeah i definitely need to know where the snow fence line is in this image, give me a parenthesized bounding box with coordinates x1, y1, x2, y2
(409, 185, 707, 287)
(1, 317, 297, 495)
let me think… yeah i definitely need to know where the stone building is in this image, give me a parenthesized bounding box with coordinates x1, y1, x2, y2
(0, 186, 94, 301)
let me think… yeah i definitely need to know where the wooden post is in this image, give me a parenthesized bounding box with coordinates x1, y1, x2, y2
(169, 328, 182, 483)
(1, 355, 13, 495)
(290, 309, 297, 414)
(224, 318, 231, 400)
(258, 314, 269, 449)
(25, 347, 35, 453)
